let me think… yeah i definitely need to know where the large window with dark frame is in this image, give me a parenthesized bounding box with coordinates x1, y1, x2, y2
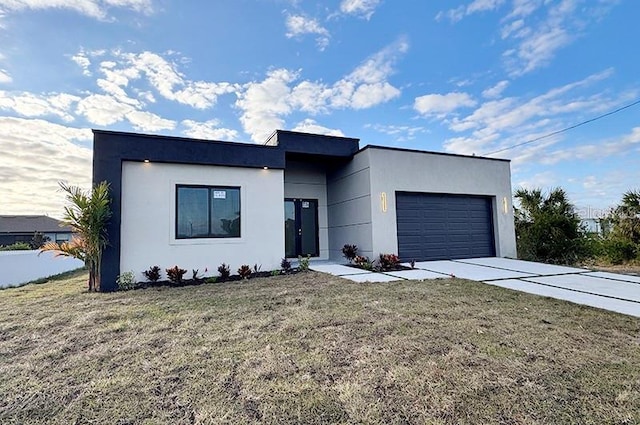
(176, 185, 241, 239)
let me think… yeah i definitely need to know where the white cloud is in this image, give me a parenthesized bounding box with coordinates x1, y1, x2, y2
(542, 127, 640, 165)
(71, 52, 91, 76)
(182, 119, 239, 141)
(482, 80, 509, 99)
(0, 116, 92, 216)
(126, 110, 175, 131)
(368, 124, 426, 142)
(291, 119, 344, 137)
(0, 0, 153, 20)
(122, 51, 238, 109)
(285, 15, 330, 50)
(414, 92, 477, 117)
(436, 0, 505, 22)
(339, 0, 380, 19)
(0, 90, 80, 121)
(236, 39, 407, 142)
(0, 68, 11, 83)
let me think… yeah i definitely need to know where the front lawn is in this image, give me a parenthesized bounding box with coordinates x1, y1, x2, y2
(0, 270, 638, 424)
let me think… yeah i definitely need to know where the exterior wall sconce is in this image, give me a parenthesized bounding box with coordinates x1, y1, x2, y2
(143, 159, 150, 163)
(502, 197, 509, 214)
(263, 166, 268, 170)
(381, 192, 387, 213)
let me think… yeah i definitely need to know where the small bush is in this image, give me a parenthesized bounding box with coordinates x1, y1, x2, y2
(192, 269, 204, 282)
(218, 263, 231, 281)
(298, 255, 311, 272)
(116, 271, 137, 291)
(602, 238, 637, 264)
(0, 242, 32, 251)
(354, 255, 373, 270)
(253, 264, 262, 274)
(410, 259, 416, 269)
(281, 258, 292, 273)
(270, 270, 281, 277)
(143, 265, 161, 282)
(342, 244, 358, 263)
(238, 264, 252, 280)
(378, 253, 400, 271)
(166, 266, 187, 285)
(205, 277, 217, 284)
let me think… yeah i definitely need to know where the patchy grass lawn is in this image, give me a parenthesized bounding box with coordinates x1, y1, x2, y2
(0, 271, 639, 424)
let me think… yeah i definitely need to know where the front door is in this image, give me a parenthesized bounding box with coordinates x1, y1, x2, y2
(285, 199, 319, 258)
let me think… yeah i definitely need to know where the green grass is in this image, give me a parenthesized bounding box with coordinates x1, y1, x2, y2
(0, 271, 638, 424)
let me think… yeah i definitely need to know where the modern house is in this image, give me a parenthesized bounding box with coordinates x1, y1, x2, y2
(93, 130, 517, 291)
(0, 215, 73, 247)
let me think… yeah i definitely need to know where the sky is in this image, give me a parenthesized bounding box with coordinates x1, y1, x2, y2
(0, 0, 638, 219)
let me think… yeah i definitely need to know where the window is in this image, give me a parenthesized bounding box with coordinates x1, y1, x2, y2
(176, 185, 241, 239)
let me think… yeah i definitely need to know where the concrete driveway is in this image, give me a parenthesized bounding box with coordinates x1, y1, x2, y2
(310, 257, 640, 318)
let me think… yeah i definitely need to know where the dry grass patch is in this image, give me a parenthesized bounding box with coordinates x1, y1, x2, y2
(0, 270, 639, 424)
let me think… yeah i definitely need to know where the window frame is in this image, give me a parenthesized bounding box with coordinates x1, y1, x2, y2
(175, 184, 241, 240)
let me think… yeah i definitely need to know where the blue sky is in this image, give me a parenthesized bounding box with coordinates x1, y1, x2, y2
(0, 0, 638, 218)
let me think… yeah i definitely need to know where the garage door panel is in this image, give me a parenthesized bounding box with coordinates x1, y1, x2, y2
(396, 192, 495, 261)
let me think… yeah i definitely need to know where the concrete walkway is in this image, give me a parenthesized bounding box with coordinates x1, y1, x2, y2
(309, 258, 640, 318)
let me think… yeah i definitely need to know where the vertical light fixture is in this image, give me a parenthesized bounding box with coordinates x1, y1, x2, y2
(502, 197, 509, 214)
(381, 192, 387, 213)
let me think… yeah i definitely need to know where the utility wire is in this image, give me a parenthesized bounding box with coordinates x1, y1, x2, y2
(482, 98, 640, 156)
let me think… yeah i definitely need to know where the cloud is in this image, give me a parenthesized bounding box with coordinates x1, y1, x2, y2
(291, 118, 344, 136)
(0, 90, 80, 121)
(0, 116, 92, 216)
(285, 15, 330, 51)
(71, 52, 92, 76)
(368, 124, 427, 142)
(236, 39, 407, 142)
(542, 127, 640, 165)
(0, 68, 11, 83)
(339, 0, 380, 19)
(0, 0, 153, 20)
(414, 92, 477, 117)
(482, 80, 509, 99)
(182, 119, 240, 141)
(436, 0, 505, 22)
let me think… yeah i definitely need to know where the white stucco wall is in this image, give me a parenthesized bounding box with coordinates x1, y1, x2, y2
(366, 148, 517, 258)
(284, 161, 329, 259)
(120, 162, 284, 280)
(0, 250, 84, 288)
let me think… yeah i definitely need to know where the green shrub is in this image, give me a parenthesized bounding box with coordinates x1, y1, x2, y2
(602, 238, 637, 264)
(354, 255, 373, 270)
(298, 255, 311, 272)
(116, 271, 137, 291)
(205, 277, 217, 284)
(0, 242, 32, 251)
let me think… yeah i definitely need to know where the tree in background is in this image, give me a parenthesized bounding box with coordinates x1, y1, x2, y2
(514, 187, 585, 264)
(599, 189, 640, 263)
(41, 182, 112, 291)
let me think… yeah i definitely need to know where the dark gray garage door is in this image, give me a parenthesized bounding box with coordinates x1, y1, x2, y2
(396, 192, 495, 261)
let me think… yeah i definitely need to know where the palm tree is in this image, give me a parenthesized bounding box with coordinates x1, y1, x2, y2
(41, 181, 112, 291)
(513, 187, 583, 264)
(612, 189, 640, 244)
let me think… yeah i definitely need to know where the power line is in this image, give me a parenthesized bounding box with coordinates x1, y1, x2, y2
(482, 98, 640, 156)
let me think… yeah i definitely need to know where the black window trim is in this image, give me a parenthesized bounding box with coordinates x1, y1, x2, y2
(175, 184, 241, 240)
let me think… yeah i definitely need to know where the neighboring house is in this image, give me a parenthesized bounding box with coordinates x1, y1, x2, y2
(0, 215, 73, 246)
(94, 129, 517, 291)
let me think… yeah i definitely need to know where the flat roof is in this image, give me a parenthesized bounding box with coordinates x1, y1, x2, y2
(360, 144, 511, 162)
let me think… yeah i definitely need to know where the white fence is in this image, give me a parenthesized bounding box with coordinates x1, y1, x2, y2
(0, 250, 84, 289)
